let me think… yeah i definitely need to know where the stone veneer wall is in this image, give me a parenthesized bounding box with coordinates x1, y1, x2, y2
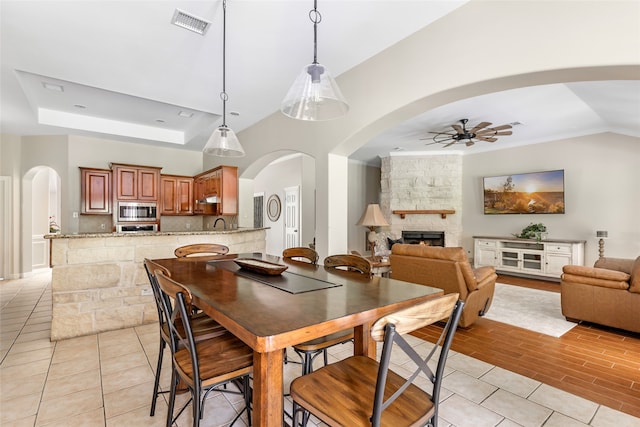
(380, 155, 462, 249)
(49, 229, 266, 340)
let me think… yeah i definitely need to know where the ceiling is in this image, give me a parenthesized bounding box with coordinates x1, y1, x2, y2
(2, 1, 639, 165)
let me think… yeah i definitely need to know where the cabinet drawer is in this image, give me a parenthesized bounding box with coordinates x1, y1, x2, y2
(547, 244, 571, 253)
(476, 240, 496, 248)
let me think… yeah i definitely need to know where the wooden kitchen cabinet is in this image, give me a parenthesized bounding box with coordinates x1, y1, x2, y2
(80, 167, 112, 214)
(160, 175, 193, 215)
(193, 165, 238, 215)
(111, 163, 161, 201)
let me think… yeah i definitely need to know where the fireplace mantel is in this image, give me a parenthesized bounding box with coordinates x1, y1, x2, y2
(392, 209, 455, 219)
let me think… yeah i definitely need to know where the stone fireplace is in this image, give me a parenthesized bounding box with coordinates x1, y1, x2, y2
(380, 154, 462, 248)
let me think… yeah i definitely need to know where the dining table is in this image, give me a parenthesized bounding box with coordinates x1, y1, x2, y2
(152, 252, 444, 426)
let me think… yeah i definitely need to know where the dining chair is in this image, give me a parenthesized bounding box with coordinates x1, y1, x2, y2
(290, 293, 464, 427)
(289, 254, 372, 379)
(143, 259, 228, 418)
(282, 247, 319, 264)
(324, 254, 373, 275)
(155, 270, 253, 427)
(174, 243, 230, 258)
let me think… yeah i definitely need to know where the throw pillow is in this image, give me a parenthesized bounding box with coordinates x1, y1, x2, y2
(387, 237, 403, 250)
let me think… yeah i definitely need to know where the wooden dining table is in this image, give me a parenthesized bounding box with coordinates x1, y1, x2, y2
(152, 252, 444, 426)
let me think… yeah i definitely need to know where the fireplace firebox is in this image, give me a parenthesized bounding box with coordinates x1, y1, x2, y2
(401, 231, 445, 247)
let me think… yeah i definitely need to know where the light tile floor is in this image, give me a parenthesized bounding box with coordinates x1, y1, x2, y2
(1, 271, 639, 427)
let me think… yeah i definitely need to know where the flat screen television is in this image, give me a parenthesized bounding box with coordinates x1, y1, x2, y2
(483, 170, 565, 214)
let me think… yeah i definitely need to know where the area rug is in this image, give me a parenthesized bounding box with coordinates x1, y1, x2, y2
(483, 283, 577, 337)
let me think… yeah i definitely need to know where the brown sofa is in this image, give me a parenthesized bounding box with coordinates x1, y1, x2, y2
(561, 256, 640, 333)
(390, 244, 497, 327)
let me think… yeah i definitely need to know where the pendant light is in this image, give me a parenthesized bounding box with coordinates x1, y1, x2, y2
(203, 0, 245, 157)
(281, 0, 349, 121)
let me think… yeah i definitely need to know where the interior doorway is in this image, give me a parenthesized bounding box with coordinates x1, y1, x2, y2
(26, 166, 60, 272)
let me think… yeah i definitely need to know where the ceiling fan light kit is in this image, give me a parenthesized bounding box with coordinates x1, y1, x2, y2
(281, 0, 349, 121)
(203, 0, 245, 157)
(424, 118, 513, 148)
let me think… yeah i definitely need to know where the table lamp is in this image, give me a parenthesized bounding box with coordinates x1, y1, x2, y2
(356, 204, 389, 256)
(596, 230, 608, 259)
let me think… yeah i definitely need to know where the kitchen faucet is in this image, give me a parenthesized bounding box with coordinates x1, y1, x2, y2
(214, 217, 226, 230)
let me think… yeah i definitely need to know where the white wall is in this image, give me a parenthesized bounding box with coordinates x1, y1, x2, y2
(462, 133, 640, 266)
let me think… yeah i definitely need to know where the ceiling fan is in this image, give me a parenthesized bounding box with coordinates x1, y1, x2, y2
(423, 118, 513, 148)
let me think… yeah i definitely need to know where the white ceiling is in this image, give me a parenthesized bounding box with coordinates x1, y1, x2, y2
(2, 1, 639, 165)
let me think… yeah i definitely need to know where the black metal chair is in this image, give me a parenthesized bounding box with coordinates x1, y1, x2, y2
(143, 259, 227, 418)
(155, 270, 253, 427)
(290, 293, 464, 427)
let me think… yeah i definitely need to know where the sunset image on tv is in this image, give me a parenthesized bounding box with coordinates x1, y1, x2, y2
(483, 170, 565, 214)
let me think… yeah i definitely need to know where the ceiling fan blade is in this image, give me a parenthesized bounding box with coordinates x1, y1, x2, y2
(452, 124, 463, 134)
(476, 137, 498, 142)
(444, 141, 457, 148)
(493, 131, 512, 136)
(470, 121, 491, 133)
(475, 129, 513, 137)
(488, 124, 512, 131)
(465, 140, 475, 147)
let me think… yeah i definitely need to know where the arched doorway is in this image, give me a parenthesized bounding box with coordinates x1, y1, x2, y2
(24, 166, 61, 272)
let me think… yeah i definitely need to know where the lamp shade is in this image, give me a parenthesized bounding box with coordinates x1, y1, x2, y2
(203, 125, 245, 157)
(281, 63, 349, 121)
(356, 204, 389, 227)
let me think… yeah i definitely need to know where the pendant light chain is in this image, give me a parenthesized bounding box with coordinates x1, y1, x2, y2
(221, 0, 229, 127)
(310, 0, 321, 65)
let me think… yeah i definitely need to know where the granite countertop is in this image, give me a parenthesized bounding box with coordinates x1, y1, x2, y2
(45, 227, 268, 239)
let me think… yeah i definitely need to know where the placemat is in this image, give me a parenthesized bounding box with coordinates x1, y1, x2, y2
(209, 260, 342, 294)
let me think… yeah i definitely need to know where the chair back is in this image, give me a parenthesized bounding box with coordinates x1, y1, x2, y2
(324, 254, 372, 275)
(283, 247, 319, 264)
(143, 258, 173, 335)
(155, 271, 202, 385)
(174, 243, 229, 258)
(370, 293, 464, 426)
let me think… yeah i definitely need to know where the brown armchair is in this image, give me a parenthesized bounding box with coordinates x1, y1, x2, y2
(561, 256, 640, 333)
(390, 244, 496, 327)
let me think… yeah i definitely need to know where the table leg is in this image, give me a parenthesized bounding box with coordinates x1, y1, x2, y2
(252, 349, 284, 426)
(353, 323, 376, 359)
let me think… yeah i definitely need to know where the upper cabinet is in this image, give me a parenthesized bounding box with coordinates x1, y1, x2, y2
(80, 168, 112, 214)
(111, 163, 161, 201)
(193, 166, 238, 216)
(160, 175, 194, 215)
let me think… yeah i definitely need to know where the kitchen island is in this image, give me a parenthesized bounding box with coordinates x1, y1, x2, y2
(46, 228, 267, 340)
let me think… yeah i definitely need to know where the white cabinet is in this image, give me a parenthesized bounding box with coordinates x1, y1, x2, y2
(473, 236, 585, 280)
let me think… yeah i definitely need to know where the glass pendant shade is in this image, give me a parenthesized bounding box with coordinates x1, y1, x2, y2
(281, 62, 349, 121)
(203, 125, 245, 157)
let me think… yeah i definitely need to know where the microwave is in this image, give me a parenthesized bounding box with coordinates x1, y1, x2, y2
(117, 202, 157, 222)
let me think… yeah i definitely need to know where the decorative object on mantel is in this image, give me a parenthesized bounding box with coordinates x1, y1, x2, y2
(280, 0, 349, 121)
(392, 209, 455, 219)
(202, 0, 245, 157)
(596, 230, 608, 259)
(422, 118, 512, 148)
(513, 223, 547, 241)
(357, 204, 389, 255)
(266, 194, 281, 222)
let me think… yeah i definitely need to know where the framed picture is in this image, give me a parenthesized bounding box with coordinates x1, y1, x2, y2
(266, 194, 281, 221)
(483, 170, 565, 214)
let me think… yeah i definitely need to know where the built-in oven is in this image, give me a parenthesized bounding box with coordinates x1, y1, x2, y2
(117, 202, 157, 222)
(116, 223, 158, 233)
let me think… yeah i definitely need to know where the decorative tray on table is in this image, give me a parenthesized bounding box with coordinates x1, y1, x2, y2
(233, 258, 289, 275)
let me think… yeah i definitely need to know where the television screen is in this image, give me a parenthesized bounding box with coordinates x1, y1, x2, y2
(483, 170, 565, 214)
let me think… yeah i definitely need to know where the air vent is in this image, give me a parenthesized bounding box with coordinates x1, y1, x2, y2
(171, 9, 211, 35)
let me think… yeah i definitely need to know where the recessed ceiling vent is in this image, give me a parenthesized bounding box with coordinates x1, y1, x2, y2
(171, 9, 211, 35)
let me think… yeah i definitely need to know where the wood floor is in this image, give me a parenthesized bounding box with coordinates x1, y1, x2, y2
(412, 275, 640, 418)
